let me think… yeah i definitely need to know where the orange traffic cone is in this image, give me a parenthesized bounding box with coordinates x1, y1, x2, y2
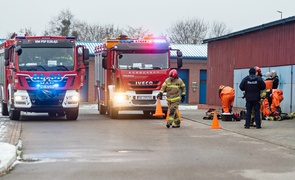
(211, 110, 222, 129)
(153, 99, 165, 117)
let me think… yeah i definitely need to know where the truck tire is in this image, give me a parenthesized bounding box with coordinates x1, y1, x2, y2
(7, 89, 20, 120)
(9, 110, 20, 120)
(99, 104, 107, 115)
(110, 108, 118, 119)
(109, 102, 119, 119)
(65, 108, 79, 120)
(1, 102, 9, 116)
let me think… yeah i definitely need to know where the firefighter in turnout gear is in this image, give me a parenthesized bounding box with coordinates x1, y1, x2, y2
(157, 69, 186, 128)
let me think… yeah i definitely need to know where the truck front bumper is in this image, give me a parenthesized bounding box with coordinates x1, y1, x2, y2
(13, 90, 79, 112)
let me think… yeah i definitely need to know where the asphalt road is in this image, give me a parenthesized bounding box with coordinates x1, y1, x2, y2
(1, 108, 295, 180)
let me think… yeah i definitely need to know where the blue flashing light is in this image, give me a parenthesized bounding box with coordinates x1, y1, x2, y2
(15, 36, 26, 39)
(33, 74, 38, 80)
(56, 74, 62, 80)
(54, 84, 59, 88)
(36, 84, 40, 88)
(66, 36, 76, 39)
(120, 40, 133, 43)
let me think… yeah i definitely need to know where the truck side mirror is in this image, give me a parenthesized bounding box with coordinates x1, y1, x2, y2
(15, 45, 22, 56)
(4, 48, 9, 60)
(177, 50, 182, 57)
(102, 57, 107, 69)
(5, 60, 9, 66)
(82, 48, 89, 66)
(177, 57, 183, 68)
(102, 50, 108, 58)
(83, 48, 89, 60)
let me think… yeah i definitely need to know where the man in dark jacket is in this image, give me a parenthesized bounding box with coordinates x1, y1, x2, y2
(239, 68, 266, 129)
(271, 70, 279, 89)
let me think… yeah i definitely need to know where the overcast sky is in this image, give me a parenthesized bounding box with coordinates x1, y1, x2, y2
(0, 0, 294, 39)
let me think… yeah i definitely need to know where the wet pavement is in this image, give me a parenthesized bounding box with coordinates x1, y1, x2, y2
(1, 104, 295, 175)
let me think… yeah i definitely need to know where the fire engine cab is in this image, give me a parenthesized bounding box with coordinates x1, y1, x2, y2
(94, 35, 182, 118)
(0, 33, 89, 120)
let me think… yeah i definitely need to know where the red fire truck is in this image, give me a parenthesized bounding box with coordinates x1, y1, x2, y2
(0, 33, 89, 120)
(94, 35, 182, 119)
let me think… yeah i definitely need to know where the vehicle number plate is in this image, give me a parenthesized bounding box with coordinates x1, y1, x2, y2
(137, 96, 153, 100)
(40, 85, 54, 89)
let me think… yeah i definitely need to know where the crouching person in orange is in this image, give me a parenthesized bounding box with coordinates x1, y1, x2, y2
(157, 69, 186, 128)
(270, 89, 284, 116)
(219, 85, 235, 113)
(261, 90, 272, 118)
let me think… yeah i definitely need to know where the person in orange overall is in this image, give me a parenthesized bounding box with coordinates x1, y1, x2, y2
(264, 72, 273, 90)
(219, 85, 235, 113)
(270, 89, 284, 115)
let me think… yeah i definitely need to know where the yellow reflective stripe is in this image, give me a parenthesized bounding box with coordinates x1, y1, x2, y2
(167, 96, 180, 101)
(181, 84, 185, 87)
(181, 92, 186, 95)
(167, 85, 180, 88)
(168, 117, 174, 121)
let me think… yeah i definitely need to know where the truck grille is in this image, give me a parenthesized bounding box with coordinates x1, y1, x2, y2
(132, 100, 157, 105)
(129, 81, 159, 89)
(27, 90, 66, 106)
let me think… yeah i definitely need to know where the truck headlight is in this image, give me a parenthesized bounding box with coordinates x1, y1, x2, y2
(114, 94, 128, 102)
(68, 95, 79, 101)
(15, 95, 26, 101)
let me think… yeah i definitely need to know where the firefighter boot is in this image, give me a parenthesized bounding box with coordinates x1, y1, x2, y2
(172, 120, 181, 128)
(166, 120, 173, 128)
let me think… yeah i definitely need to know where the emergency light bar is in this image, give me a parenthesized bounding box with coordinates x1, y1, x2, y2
(120, 39, 167, 43)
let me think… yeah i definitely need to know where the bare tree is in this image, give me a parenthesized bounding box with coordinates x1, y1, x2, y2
(44, 9, 76, 36)
(71, 22, 150, 41)
(123, 26, 150, 38)
(209, 21, 232, 38)
(166, 18, 209, 44)
(72, 22, 124, 41)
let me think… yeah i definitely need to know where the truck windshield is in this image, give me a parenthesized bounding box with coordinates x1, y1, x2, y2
(118, 52, 169, 70)
(18, 47, 74, 71)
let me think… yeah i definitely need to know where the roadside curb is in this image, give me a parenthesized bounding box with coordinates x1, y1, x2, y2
(0, 143, 16, 175)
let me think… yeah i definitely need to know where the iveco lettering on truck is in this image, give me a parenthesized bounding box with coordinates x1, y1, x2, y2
(0, 33, 89, 120)
(94, 35, 182, 119)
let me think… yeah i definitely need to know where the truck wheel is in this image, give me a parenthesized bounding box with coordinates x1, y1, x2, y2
(7, 90, 20, 120)
(110, 104, 119, 119)
(65, 108, 79, 120)
(9, 110, 20, 120)
(1, 101, 9, 116)
(99, 104, 107, 115)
